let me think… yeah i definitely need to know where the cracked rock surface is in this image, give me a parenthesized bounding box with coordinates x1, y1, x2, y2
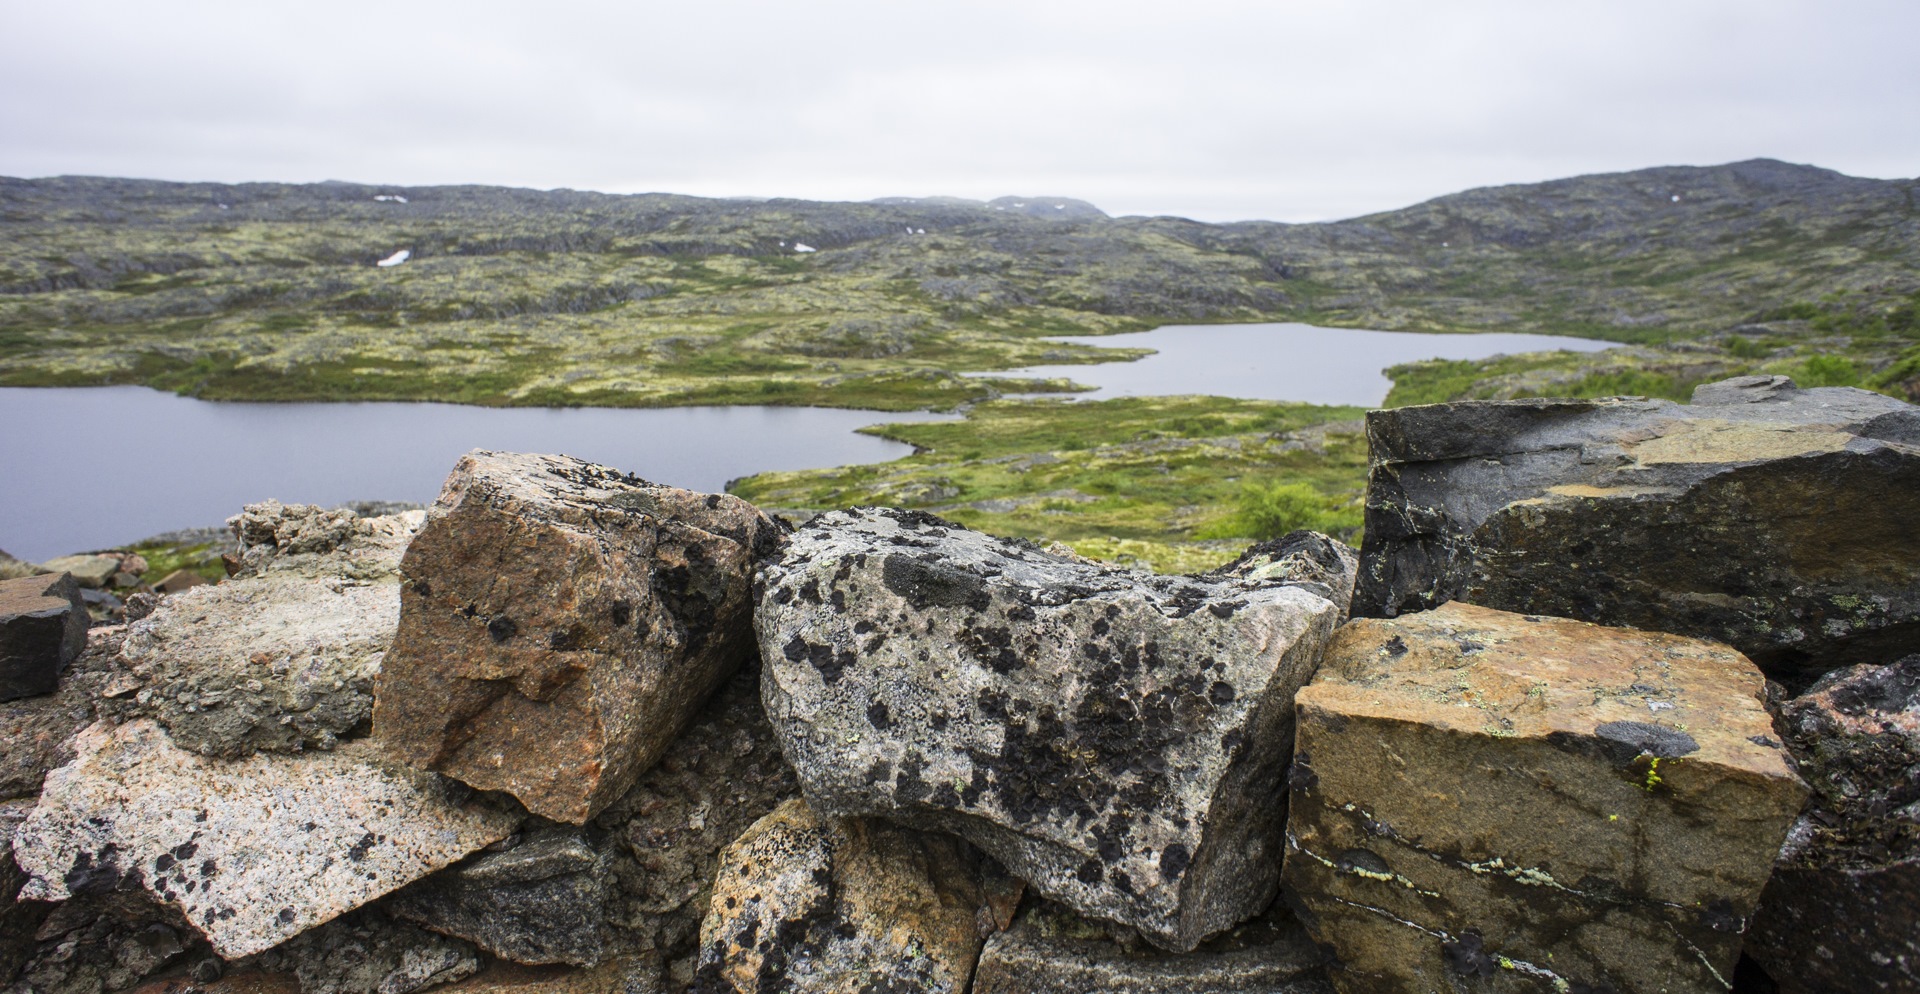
(12, 719, 519, 959)
(375, 450, 783, 824)
(1284, 602, 1805, 994)
(756, 507, 1343, 951)
(1748, 654, 1920, 994)
(390, 829, 609, 968)
(107, 501, 423, 757)
(691, 798, 1019, 994)
(1352, 377, 1920, 681)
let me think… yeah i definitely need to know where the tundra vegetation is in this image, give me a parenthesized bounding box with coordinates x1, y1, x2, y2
(5, 160, 1917, 570)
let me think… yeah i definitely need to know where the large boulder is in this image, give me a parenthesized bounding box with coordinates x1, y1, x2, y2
(12, 719, 519, 959)
(691, 798, 1019, 994)
(756, 508, 1345, 951)
(1748, 654, 1920, 994)
(1352, 378, 1920, 680)
(0, 572, 89, 702)
(374, 451, 782, 824)
(972, 899, 1331, 994)
(107, 502, 423, 757)
(1284, 602, 1806, 994)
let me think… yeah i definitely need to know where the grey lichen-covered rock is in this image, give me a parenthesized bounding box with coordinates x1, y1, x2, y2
(972, 900, 1331, 994)
(390, 829, 609, 968)
(691, 798, 1020, 994)
(106, 502, 424, 757)
(589, 666, 799, 973)
(0, 572, 89, 703)
(756, 508, 1344, 952)
(375, 450, 783, 824)
(238, 907, 478, 994)
(37, 556, 121, 590)
(12, 719, 519, 959)
(4, 891, 209, 994)
(1748, 654, 1920, 994)
(1352, 379, 1920, 680)
(1286, 602, 1806, 994)
(1202, 530, 1359, 620)
(1, 626, 120, 801)
(426, 958, 665, 994)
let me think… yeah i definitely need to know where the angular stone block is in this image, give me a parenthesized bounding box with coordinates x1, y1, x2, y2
(375, 451, 781, 824)
(1, 624, 119, 800)
(1749, 654, 1920, 994)
(757, 508, 1344, 951)
(1353, 380, 1920, 679)
(241, 906, 480, 994)
(109, 502, 423, 757)
(973, 900, 1331, 994)
(390, 829, 609, 967)
(692, 798, 1019, 994)
(12, 719, 519, 959)
(0, 571, 89, 702)
(40, 554, 122, 589)
(1285, 602, 1805, 994)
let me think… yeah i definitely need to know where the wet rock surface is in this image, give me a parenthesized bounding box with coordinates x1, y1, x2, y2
(107, 502, 423, 757)
(972, 899, 1331, 994)
(390, 829, 609, 968)
(0, 626, 119, 801)
(0, 572, 89, 703)
(1285, 602, 1805, 994)
(691, 798, 1019, 994)
(375, 451, 782, 824)
(757, 507, 1344, 951)
(1352, 379, 1920, 681)
(12, 719, 520, 959)
(1748, 654, 1920, 994)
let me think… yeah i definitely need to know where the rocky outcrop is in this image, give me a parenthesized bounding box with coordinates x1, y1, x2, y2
(390, 830, 609, 968)
(691, 798, 1019, 994)
(12, 720, 519, 959)
(107, 502, 423, 757)
(756, 507, 1344, 951)
(0, 572, 89, 702)
(1284, 602, 1805, 994)
(375, 451, 782, 824)
(1352, 379, 1920, 681)
(972, 900, 1331, 994)
(1748, 654, 1920, 994)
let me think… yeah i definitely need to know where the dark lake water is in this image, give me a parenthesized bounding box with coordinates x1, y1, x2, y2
(0, 388, 955, 562)
(990, 322, 1616, 405)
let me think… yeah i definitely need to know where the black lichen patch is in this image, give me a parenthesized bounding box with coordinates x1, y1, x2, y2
(1593, 721, 1700, 761)
(866, 702, 892, 730)
(1441, 930, 1498, 977)
(1383, 636, 1409, 658)
(1159, 843, 1192, 881)
(783, 634, 855, 685)
(880, 554, 991, 612)
(487, 615, 518, 643)
(958, 625, 1022, 674)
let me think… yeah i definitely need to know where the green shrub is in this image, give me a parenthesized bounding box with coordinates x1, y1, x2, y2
(1799, 355, 1862, 387)
(1202, 481, 1362, 541)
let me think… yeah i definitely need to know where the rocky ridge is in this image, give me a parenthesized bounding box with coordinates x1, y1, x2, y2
(0, 377, 1914, 994)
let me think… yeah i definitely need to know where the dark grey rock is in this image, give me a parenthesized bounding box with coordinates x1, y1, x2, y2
(755, 508, 1344, 951)
(0, 573, 88, 702)
(0, 625, 119, 800)
(1353, 380, 1920, 680)
(390, 829, 609, 968)
(238, 907, 479, 994)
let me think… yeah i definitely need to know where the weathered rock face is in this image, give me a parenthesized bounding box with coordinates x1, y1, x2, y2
(38, 555, 121, 590)
(1352, 379, 1920, 680)
(390, 829, 609, 967)
(757, 508, 1344, 951)
(1748, 654, 1920, 994)
(108, 502, 423, 757)
(1, 625, 119, 800)
(237, 907, 479, 994)
(1202, 530, 1359, 620)
(12, 719, 519, 959)
(972, 899, 1331, 994)
(691, 798, 1019, 994)
(589, 666, 799, 974)
(426, 958, 665, 994)
(3, 799, 54, 986)
(375, 450, 782, 824)
(6, 890, 211, 994)
(0, 572, 89, 702)
(1285, 602, 1806, 994)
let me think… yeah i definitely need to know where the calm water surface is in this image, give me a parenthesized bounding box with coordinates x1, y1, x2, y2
(0, 388, 955, 561)
(991, 322, 1616, 405)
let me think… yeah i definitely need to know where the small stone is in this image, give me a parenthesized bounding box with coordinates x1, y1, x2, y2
(12, 719, 518, 959)
(757, 508, 1343, 951)
(375, 451, 782, 824)
(0, 572, 90, 702)
(1748, 654, 1920, 994)
(1285, 602, 1806, 994)
(691, 798, 1018, 994)
(38, 554, 122, 590)
(389, 829, 609, 967)
(1353, 382, 1920, 680)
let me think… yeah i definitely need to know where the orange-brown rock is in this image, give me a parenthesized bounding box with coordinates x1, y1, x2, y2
(375, 451, 781, 823)
(1284, 602, 1805, 994)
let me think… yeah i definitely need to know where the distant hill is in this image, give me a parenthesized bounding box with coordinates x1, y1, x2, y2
(1, 160, 1914, 409)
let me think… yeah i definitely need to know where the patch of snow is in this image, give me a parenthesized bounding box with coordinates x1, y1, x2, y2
(217, 204, 229, 210)
(793, 242, 816, 253)
(1054, 204, 1065, 209)
(375, 249, 411, 268)
(916, 228, 926, 235)
(1670, 194, 1681, 202)
(374, 194, 409, 203)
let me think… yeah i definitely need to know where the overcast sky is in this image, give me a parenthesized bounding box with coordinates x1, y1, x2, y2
(2, 0, 1915, 222)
